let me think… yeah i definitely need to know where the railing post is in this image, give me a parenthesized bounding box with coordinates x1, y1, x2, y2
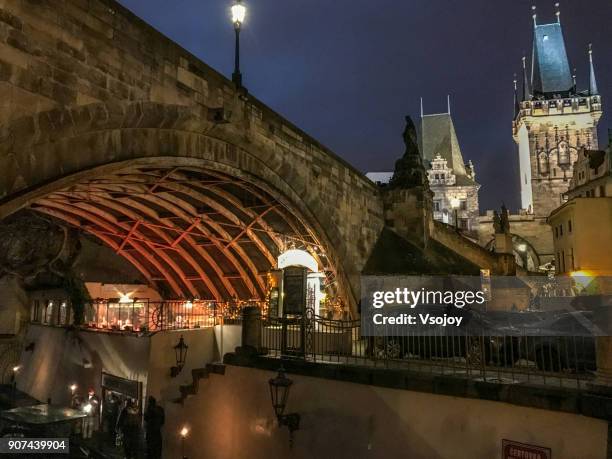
(241, 306, 262, 355)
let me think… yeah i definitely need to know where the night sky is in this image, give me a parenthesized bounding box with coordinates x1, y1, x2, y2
(118, 0, 611, 212)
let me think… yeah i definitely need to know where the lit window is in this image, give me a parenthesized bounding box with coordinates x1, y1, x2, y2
(543, 35, 549, 41)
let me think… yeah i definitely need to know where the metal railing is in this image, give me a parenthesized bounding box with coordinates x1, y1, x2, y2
(260, 313, 596, 390)
(30, 300, 260, 333)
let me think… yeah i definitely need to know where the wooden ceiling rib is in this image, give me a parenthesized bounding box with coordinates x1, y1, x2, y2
(30, 166, 334, 301)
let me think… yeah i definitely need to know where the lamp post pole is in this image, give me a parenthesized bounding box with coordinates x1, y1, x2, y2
(231, 0, 246, 87)
(180, 426, 188, 459)
(233, 22, 242, 86)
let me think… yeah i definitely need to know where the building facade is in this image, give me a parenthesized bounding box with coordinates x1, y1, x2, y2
(566, 146, 611, 200)
(548, 143, 612, 275)
(477, 8, 604, 272)
(513, 12, 603, 217)
(421, 111, 481, 233)
(547, 143, 612, 387)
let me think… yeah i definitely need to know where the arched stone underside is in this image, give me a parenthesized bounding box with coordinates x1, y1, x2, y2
(0, 102, 375, 306)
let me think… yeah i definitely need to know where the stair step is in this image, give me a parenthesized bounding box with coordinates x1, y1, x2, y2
(173, 363, 226, 404)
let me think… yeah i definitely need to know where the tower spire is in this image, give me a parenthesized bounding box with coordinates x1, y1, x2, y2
(447, 95, 451, 115)
(420, 97, 424, 118)
(589, 43, 599, 95)
(522, 56, 531, 101)
(531, 5, 537, 27)
(513, 74, 519, 118)
(555, 2, 560, 23)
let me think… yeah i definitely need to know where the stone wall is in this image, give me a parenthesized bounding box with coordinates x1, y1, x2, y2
(431, 221, 515, 275)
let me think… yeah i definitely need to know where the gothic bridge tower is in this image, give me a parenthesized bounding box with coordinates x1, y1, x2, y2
(513, 4, 603, 218)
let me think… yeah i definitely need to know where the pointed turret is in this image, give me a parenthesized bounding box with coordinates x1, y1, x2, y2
(513, 75, 519, 117)
(522, 56, 531, 101)
(589, 44, 599, 95)
(531, 5, 573, 97)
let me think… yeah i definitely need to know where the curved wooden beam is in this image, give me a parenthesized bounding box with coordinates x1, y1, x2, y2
(36, 198, 187, 298)
(63, 181, 266, 297)
(48, 193, 228, 300)
(32, 207, 157, 290)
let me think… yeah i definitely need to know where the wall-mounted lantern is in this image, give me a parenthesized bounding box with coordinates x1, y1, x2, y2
(170, 335, 188, 378)
(268, 367, 300, 447)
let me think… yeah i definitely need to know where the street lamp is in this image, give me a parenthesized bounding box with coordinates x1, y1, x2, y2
(11, 366, 20, 403)
(171, 335, 189, 377)
(450, 197, 460, 230)
(231, 0, 247, 87)
(268, 367, 300, 447)
(180, 426, 189, 459)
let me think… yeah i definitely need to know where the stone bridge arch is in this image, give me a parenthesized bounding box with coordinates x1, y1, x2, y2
(0, 102, 384, 311)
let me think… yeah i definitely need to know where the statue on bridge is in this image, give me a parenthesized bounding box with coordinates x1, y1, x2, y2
(493, 204, 511, 234)
(389, 116, 426, 189)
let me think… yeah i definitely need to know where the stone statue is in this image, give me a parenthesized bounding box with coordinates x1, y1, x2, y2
(389, 116, 425, 188)
(500, 203, 510, 233)
(493, 210, 502, 234)
(402, 115, 419, 156)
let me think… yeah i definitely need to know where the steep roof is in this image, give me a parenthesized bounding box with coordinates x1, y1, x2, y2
(419, 113, 472, 181)
(532, 23, 573, 95)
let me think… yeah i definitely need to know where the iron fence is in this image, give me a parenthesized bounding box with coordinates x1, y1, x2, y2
(260, 313, 596, 390)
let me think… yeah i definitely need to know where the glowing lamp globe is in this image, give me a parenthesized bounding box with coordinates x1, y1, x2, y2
(231, 1, 246, 24)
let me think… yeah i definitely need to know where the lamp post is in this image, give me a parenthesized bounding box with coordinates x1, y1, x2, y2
(11, 366, 20, 403)
(180, 426, 189, 459)
(450, 197, 460, 230)
(231, 0, 247, 87)
(268, 367, 300, 447)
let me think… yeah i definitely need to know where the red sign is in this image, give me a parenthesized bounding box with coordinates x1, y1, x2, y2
(502, 440, 551, 459)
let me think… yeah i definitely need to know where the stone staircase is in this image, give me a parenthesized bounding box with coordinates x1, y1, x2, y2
(174, 363, 226, 405)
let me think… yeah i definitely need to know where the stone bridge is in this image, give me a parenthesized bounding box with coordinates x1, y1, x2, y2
(0, 0, 384, 310)
(0, 0, 514, 314)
